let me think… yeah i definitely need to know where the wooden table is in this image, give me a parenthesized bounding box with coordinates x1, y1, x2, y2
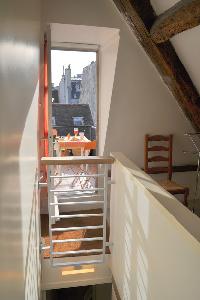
(55, 136, 91, 157)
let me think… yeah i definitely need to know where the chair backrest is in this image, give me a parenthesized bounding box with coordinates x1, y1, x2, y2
(84, 140, 97, 150)
(144, 134, 173, 180)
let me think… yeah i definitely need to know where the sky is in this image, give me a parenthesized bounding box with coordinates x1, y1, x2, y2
(51, 50, 96, 86)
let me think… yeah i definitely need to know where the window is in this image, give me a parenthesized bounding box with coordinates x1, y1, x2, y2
(52, 116, 56, 126)
(50, 47, 98, 153)
(73, 117, 84, 126)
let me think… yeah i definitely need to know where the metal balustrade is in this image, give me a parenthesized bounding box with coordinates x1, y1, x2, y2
(40, 156, 114, 267)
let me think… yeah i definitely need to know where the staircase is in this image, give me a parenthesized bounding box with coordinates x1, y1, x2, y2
(41, 209, 110, 259)
(40, 156, 114, 268)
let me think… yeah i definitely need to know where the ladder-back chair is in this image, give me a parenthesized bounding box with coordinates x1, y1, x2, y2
(144, 134, 189, 206)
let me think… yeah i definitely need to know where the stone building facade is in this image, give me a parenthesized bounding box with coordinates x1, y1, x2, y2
(71, 76, 82, 104)
(52, 85, 59, 103)
(58, 65, 72, 104)
(57, 66, 82, 104)
(79, 61, 97, 125)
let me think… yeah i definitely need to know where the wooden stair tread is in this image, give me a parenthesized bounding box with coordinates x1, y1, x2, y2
(41, 209, 110, 259)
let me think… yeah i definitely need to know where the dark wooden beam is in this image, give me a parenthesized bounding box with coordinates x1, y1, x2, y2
(173, 164, 197, 172)
(112, 0, 200, 130)
(141, 164, 197, 173)
(151, 0, 200, 44)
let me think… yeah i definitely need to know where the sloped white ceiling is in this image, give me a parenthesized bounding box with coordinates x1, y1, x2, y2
(151, 0, 200, 95)
(51, 23, 118, 47)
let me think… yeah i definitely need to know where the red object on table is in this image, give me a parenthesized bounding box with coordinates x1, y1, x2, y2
(73, 128, 79, 136)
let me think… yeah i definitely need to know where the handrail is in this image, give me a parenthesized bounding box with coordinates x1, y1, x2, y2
(41, 156, 115, 165)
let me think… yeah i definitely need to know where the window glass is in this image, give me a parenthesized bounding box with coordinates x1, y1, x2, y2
(73, 117, 84, 126)
(52, 116, 56, 126)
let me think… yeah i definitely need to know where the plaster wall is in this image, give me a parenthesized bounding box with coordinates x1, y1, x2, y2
(44, 0, 200, 209)
(112, 288, 118, 300)
(0, 0, 41, 299)
(110, 153, 200, 299)
(44, 0, 196, 167)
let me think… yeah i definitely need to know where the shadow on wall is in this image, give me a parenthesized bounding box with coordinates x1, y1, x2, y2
(110, 156, 200, 300)
(24, 174, 40, 300)
(0, 78, 40, 299)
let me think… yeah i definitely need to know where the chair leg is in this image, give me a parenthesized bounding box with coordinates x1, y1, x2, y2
(184, 189, 189, 207)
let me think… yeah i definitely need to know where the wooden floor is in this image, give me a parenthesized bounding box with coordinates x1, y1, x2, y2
(41, 209, 110, 259)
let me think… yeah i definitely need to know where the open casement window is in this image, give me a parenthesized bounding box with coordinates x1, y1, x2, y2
(39, 34, 50, 183)
(44, 27, 53, 157)
(39, 28, 53, 183)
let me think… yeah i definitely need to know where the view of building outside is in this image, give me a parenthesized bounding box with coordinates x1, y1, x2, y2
(51, 50, 97, 129)
(79, 61, 97, 125)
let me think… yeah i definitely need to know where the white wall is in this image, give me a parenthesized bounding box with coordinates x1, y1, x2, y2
(110, 153, 200, 300)
(99, 32, 119, 155)
(112, 287, 118, 300)
(41, 256, 112, 290)
(0, 0, 41, 299)
(44, 0, 196, 167)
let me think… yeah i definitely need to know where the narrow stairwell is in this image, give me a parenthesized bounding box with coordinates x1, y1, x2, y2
(40, 156, 114, 291)
(41, 209, 110, 259)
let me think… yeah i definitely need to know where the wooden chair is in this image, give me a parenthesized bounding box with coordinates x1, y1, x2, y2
(144, 134, 189, 206)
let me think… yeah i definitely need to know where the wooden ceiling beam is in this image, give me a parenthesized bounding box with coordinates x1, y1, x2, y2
(151, 0, 200, 44)
(112, 0, 200, 130)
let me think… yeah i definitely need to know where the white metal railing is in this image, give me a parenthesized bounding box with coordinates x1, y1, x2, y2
(41, 156, 114, 267)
